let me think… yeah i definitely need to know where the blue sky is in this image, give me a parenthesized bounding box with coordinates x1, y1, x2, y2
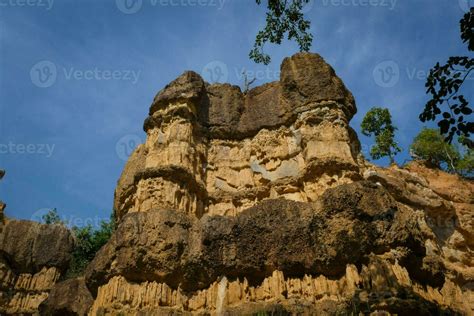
(0, 0, 472, 224)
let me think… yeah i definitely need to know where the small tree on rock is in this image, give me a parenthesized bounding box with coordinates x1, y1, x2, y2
(410, 128, 460, 172)
(41, 208, 63, 225)
(361, 107, 401, 164)
(410, 129, 473, 177)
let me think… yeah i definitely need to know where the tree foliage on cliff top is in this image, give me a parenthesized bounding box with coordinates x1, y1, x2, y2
(251, 0, 313, 65)
(410, 128, 474, 177)
(250, 2, 473, 146)
(410, 128, 460, 172)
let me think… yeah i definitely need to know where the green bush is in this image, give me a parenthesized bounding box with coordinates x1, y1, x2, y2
(410, 128, 460, 171)
(410, 128, 473, 178)
(41, 208, 62, 225)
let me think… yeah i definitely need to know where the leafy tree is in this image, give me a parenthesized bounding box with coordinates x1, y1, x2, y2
(66, 215, 115, 278)
(41, 208, 63, 225)
(250, 2, 473, 141)
(67, 225, 95, 277)
(456, 136, 474, 177)
(361, 107, 401, 164)
(410, 129, 473, 177)
(420, 8, 474, 144)
(457, 153, 473, 177)
(410, 128, 460, 172)
(251, 0, 313, 64)
(92, 216, 115, 248)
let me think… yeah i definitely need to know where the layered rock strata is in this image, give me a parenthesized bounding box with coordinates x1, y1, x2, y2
(0, 218, 75, 314)
(89, 259, 471, 315)
(363, 163, 474, 291)
(82, 53, 473, 315)
(114, 53, 362, 220)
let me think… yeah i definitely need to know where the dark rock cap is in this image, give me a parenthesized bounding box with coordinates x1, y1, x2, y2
(149, 71, 205, 115)
(280, 53, 356, 118)
(145, 53, 357, 140)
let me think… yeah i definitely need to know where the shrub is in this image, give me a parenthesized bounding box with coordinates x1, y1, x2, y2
(410, 128, 460, 171)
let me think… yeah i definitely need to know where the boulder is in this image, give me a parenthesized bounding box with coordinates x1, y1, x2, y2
(280, 52, 356, 119)
(150, 71, 205, 115)
(0, 220, 74, 274)
(0, 219, 75, 314)
(39, 277, 93, 316)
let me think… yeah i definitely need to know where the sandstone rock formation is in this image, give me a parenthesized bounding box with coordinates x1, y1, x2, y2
(0, 218, 75, 314)
(364, 162, 474, 288)
(1, 53, 472, 315)
(115, 53, 362, 221)
(80, 53, 473, 315)
(0, 169, 73, 314)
